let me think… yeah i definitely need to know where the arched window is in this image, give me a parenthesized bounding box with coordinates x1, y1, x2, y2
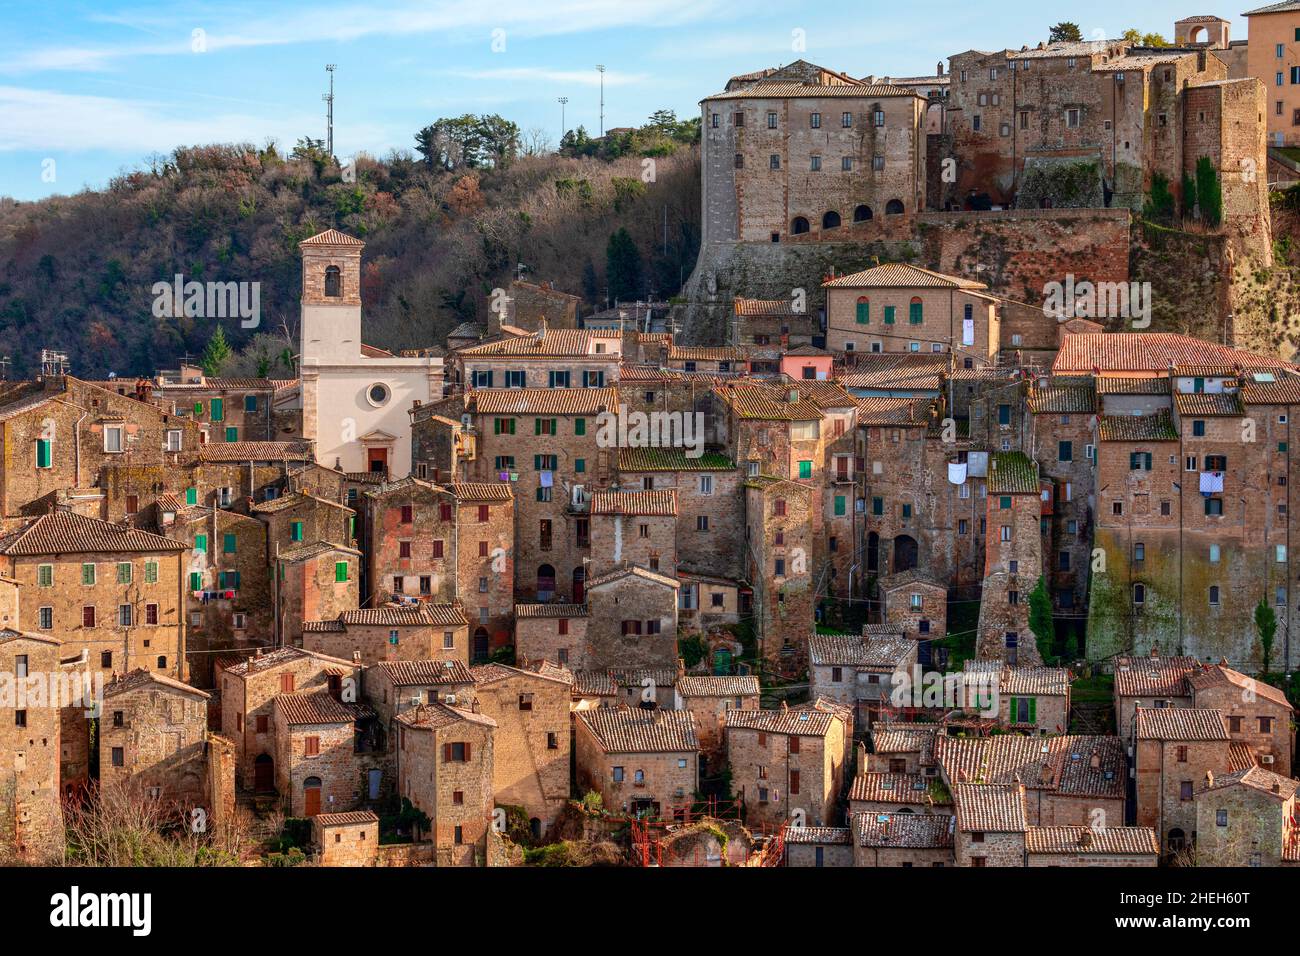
(324, 265, 342, 297)
(537, 564, 556, 601)
(855, 296, 869, 325)
(853, 204, 873, 222)
(791, 216, 810, 235)
(303, 776, 322, 816)
(1133, 583, 1146, 605)
(885, 199, 905, 215)
(909, 296, 923, 325)
(822, 210, 841, 230)
(1168, 828, 1186, 853)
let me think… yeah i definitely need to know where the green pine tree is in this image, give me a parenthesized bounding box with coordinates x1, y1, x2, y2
(605, 228, 643, 303)
(1256, 598, 1277, 675)
(201, 325, 233, 377)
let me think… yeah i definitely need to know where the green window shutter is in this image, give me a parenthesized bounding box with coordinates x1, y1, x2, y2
(210, 398, 224, 422)
(534, 455, 543, 470)
(909, 300, 923, 324)
(245, 395, 258, 412)
(834, 495, 846, 516)
(218, 571, 227, 590)
(117, 562, 131, 584)
(36, 439, 52, 468)
(508, 418, 515, 435)
(872, 497, 883, 515)
(798, 460, 812, 479)
(1000, 496, 1011, 510)
(223, 534, 237, 554)
(195, 534, 208, 553)
(291, 521, 303, 542)
(575, 458, 586, 473)
(575, 418, 586, 436)
(494, 418, 501, 435)
(194, 401, 204, 416)
(349, 516, 356, 538)
(225, 426, 238, 442)
(335, 561, 348, 583)
(1028, 697, 1037, 724)
(145, 561, 158, 584)
(855, 300, 869, 324)
(534, 418, 542, 436)
(232, 571, 241, 589)
(883, 306, 895, 325)
(189, 572, 201, 591)
(185, 487, 198, 506)
(82, 564, 95, 585)
(37, 565, 53, 587)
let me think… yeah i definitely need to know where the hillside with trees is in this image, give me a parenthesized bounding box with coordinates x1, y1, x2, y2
(0, 111, 700, 379)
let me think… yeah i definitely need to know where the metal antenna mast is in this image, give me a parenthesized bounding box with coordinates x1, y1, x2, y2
(323, 64, 336, 156)
(596, 65, 605, 136)
(558, 96, 569, 144)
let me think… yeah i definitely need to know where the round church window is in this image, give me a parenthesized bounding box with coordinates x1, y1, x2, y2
(367, 383, 390, 407)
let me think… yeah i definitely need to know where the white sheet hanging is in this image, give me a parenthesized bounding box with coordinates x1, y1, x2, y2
(948, 461, 968, 485)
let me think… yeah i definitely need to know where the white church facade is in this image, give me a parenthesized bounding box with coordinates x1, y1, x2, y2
(297, 229, 443, 478)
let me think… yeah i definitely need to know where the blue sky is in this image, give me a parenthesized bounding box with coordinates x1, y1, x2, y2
(0, 0, 1241, 201)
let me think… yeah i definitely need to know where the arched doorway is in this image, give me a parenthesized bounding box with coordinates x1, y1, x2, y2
(572, 566, 586, 603)
(853, 204, 873, 222)
(473, 627, 490, 662)
(822, 210, 841, 230)
(530, 818, 542, 840)
(253, 753, 274, 793)
(885, 199, 905, 215)
(866, 531, 880, 573)
(537, 564, 556, 601)
(893, 535, 918, 573)
(791, 216, 810, 235)
(303, 776, 322, 816)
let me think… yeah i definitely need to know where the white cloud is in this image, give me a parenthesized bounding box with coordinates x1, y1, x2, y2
(0, 85, 388, 153)
(441, 67, 648, 87)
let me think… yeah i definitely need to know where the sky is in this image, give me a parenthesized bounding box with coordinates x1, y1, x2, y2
(0, 0, 1245, 202)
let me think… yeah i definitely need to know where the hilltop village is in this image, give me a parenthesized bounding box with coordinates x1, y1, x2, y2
(3, 9, 1300, 868)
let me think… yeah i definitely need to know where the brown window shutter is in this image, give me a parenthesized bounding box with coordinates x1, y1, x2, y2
(443, 743, 451, 762)
(464, 741, 472, 761)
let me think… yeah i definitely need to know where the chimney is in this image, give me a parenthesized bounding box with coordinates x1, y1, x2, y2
(1273, 781, 1282, 794)
(1089, 749, 1101, 769)
(780, 700, 789, 712)
(1205, 770, 1214, 789)
(676, 657, 685, 679)
(471, 697, 481, 714)
(1078, 828, 1093, 847)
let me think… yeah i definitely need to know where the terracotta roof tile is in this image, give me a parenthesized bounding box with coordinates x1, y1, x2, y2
(987, 451, 1038, 494)
(855, 812, 954, 848)
(314, 810, 379, 826)
(936, 735, 1125, 799)
(376, 659, 473, 686)
(471, 387, 615, 416)
(1054, 333, 1296, 376)
(0, 511, 187, 556)
(1025, 826, 1158, 855)
(1096, 410, 1179, 441)
(447, 482, 514, 502)
(1198, 765, 1299, 799)
(784, 825, 852, 845)
(1095, 376, 1171, 395)
(579, 707, 698, 752)
(590, 490, 678, 517)
(726, 706, 842, 737)
(460, 329, 616, 358)
(198, 441, 313, 462)
(586, 565, 680, 590)
(276, 690, 373, 725)
(823, 262, 988, 290)
(1173, 392, 1243, 417)
(300, 228, 364, 246)
(850, 772, 946, 804)
(675, 676, 760, 697)
(1113, 655, 1199, 696)
(809, 632, 914, 668)
(952, 783, 1028, 832)
(515, 603, 590, 619)
(1135, 707, 1229, 741)
(617, 447, 735, 471)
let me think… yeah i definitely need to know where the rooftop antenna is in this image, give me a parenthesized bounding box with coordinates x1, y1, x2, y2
(596, 65, 606, 136)
(323, 64, 336, 156)
(41, 349, 69, 377)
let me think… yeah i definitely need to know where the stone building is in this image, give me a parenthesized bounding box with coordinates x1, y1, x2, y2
(866, 721, 942, 776)
(951, 782, 1027, 866)
(575, 706, 699, 819)
(395, 702, 497, 866)
(296, 229, 444, 478)
(468, 662, 572, 835)
(363, 477, 459, 606)
(1112, 651, 1199, 736)
(784, 826, 854, 867)
(446, 483, 517, 657)
(273, 689, 377, 817)
(1024, 826, 1159, 866)
(1133, 706, 1233, 854)
(0, 375, 204, 519)
(497, 279, 581, 333)
(365, 659, 475, 730)
(823, 263, 1000, 362)
(1194, 766, 1299, 866)
(936, 733, 1126, 828)
(849, 771, 952, 817)
(408, 403, 471, 485)
(275, 542, 362, 648)
(853, 811, 954, 866)
(732, 297, 821, 361)
(975, 451, 1044, 664)
(584, 565, 680, 671)
(313, 810, 381, 867)
(725, 702, 847, 829)
(616, 447, 743, 582)
(219, 646, 362, 793)
(301, 604, 469, 667)
(1187, 662, 1293, 776)
(672, 675, 761, 758)
(252, 491, 355, 557)
(0, 511, 188, 682)
(464, 387, 614, 604)
(878, 569, 947, 639)
(588, 490, 678, 577)
(0, 629, 64, 862)
(1244, 2, 1300, 147)
(808, 630, 915, 722)
(961, 660, 1071, 733)
(99, 669, 210, 810)
(743, 475, 815, 668)
(700, 60, 927, 246)
(454, 327, 622, 393)
(665, 345, 749, 376)
(161, 504, 269, 683)
(152, 366, 278, 444)
(513, 603, 590, 669)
